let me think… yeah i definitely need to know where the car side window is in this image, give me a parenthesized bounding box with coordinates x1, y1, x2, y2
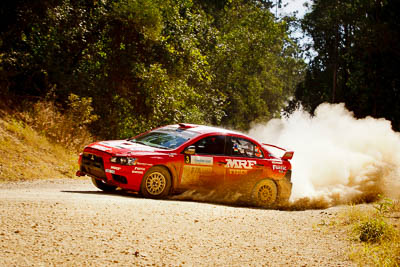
(227, 137, 263, 158)
(193, 135, 226, 155)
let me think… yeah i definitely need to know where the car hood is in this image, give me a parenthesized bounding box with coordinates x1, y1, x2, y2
(85, 140, 169, 156)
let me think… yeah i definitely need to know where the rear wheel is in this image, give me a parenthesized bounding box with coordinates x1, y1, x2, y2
(252, 178, 277, 207)
(91, 177, 117, 192)
(140, 166, 171, 199)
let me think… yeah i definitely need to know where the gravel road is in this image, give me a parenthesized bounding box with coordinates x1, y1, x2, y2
(0, 179, 355, 266)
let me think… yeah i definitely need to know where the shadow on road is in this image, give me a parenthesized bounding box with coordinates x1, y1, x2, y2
(61, 188, 329, 211)
(60, 188, 260, 209)
(61, 189, 141, 198)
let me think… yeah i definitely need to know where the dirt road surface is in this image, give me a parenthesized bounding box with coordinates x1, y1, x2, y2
(0, 179, 354, 266)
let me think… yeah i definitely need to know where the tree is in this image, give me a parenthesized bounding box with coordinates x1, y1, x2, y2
(1, 0, 305, 139)
(293, 0, 400, 130)
(209, 0, 304, 130)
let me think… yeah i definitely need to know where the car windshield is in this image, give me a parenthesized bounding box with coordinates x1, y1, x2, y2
(130, 126, 199, 149)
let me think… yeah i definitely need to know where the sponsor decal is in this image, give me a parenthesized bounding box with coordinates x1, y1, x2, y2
(134, 167, 146, 171)
(273, 164, 287, 173)
(105, 169, 115, 174)
(185, 155, 190, 164)
(132, 170, 144, 174)
(185, 155, 213, 166)
(229, 169, 248, 175)
(183, 165, 213, 175)
(110, 166, 121, 170)
(272, 165, 287, 171)
(137, 162, 153, 166)
(225, 159, 256, 169)
(180, 165, 213, 186)
(91, 144, 111, 152)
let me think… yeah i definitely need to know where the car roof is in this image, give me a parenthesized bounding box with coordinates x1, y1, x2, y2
(165, 123, 247, 137)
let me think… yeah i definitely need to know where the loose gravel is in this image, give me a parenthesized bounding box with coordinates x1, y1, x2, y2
(0, 179, 355, 266)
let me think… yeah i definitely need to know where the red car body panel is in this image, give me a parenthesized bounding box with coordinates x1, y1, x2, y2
(77, 124, 293, 200)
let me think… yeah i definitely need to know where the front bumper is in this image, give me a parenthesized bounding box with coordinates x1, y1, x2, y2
(77, 150, 143, 191)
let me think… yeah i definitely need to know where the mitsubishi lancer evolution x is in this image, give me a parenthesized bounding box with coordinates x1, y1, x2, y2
(76, 124, 293, 206)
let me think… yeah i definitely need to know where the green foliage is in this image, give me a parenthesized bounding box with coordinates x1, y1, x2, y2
(0, 0, 304, 139)
(353, 196, 395, 243)
(291, 0, 400, 130)
(374, 195, 393, 215)
(111, 0, 162, 41)
(356, 217, 393, 243)
(67, 94, 98, 126)
(337, 201, 400, 266)
(209, 0, 304, 130)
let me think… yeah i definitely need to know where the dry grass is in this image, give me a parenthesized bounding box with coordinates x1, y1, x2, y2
(19, 95, 97, 152)
(349, 234, 400, 266)
(337, 201, 400, 266)
(0, 117, 78, 181)
(0, 93, 98, 181)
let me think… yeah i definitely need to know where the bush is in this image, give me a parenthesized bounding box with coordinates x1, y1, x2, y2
(346, 197, 400, 266)
(357, 218, 392, 242)
(22, 93, 97, 151)
(354, 196, 395, 243)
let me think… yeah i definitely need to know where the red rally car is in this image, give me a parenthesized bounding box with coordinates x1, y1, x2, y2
(76, 123, 293, 206)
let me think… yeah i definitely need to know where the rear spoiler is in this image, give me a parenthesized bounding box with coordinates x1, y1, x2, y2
(262, 143, 294, 160)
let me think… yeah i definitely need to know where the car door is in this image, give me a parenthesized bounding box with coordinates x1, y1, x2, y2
(222, 136, 266, 185)
(179, 135, 227, 189)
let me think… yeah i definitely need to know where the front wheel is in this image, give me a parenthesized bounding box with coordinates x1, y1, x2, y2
(91, 177, 117, 192)
(251, 178, 277, 207)
(140, 166, 172, 199)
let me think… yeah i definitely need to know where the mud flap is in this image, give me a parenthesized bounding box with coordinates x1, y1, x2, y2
(276, 178, 292, 203)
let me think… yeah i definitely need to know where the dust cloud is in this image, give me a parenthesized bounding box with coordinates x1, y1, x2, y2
(249, 103, 400, 207)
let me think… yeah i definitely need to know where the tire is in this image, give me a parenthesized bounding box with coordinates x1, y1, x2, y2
(140, 166, 172, 199)
(251, 178, 278, 207)
(91, 177, 117, 192)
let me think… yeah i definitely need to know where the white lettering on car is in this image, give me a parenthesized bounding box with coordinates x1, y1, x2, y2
(225, 159, 257, 169)
(110, 166, 121, 170)
(190, 156, 213, 166)
(134, 167, 146, 171)
(272, 165, 287, 171)
(132, 170, 144, 174)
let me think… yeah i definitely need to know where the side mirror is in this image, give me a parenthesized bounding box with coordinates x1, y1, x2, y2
(184, 146, 196, 155)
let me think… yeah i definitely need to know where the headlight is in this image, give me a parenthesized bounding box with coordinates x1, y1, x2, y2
(110, 157, 137, 166)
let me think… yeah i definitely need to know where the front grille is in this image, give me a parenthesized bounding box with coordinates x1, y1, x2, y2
(82, 153, 104, 169)
(81, 153, 106, 179)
